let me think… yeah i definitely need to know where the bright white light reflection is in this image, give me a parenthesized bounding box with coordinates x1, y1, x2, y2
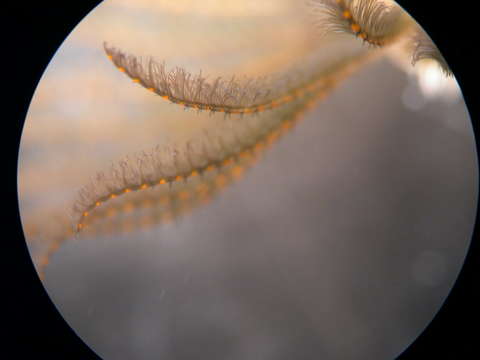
(415, 61, 460, 101)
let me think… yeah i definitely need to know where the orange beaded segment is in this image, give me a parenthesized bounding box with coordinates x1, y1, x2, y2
(214, 174, 228, 187)
(342, 10, 352, 19)
(178, 191, 190, 200)
(35, 40, 375, 286)
(222, 158, 233, 166)
(74, 99, 311, 232)
(73, 45, 368, 233)
(350, 23, 361, 33)
(310, 0, 406, 47)
(231, 166, 245, 179)
(103, 42, 335, 116)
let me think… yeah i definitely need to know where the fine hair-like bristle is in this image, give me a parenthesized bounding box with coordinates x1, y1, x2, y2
(308, 0, 410, 46)
(73, 44, 378, 233)
(103, 42, 350, 115)
(72, 99, 311, 233)
(34, 28, 382, 278)
(411, 28, 452, 77)
(74, 138, 261, 238)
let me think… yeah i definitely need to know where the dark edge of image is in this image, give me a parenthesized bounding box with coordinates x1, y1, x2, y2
(2, 1, 477, 359)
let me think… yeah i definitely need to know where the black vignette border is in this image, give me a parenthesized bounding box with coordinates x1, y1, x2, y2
(395, 0, 479, 358)
(3, 1, 478, 359)
(4, 3, 104, 360)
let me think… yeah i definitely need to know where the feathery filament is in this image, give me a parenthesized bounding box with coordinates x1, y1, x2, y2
(308, 0, 413, 46)
(411, 28, 452, 76)
(104, 42, 343, 115)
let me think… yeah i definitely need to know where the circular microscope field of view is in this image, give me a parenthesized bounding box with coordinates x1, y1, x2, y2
(18, 1, 476, 359)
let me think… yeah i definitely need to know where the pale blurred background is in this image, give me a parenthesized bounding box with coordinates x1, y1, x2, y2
(18, 1, 476, 360)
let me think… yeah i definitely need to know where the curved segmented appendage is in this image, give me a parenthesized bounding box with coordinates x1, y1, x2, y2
(103, 42, 341, 115)
(32, 85, 325, 280)
(411, 28, 452, 77)
(35, 38, 379, 279)
(77, 146, 261, 237)
(24, 212, 75, 281)
(72, 89, 327, 233)
(35, 87, 317, 279)
(75, 43, 379, 233)
(35, 140, 261, 279)
(308, 0, 412, 47)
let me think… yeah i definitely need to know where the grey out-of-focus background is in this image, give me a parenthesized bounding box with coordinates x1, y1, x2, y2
(18, 1, 477, 360)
